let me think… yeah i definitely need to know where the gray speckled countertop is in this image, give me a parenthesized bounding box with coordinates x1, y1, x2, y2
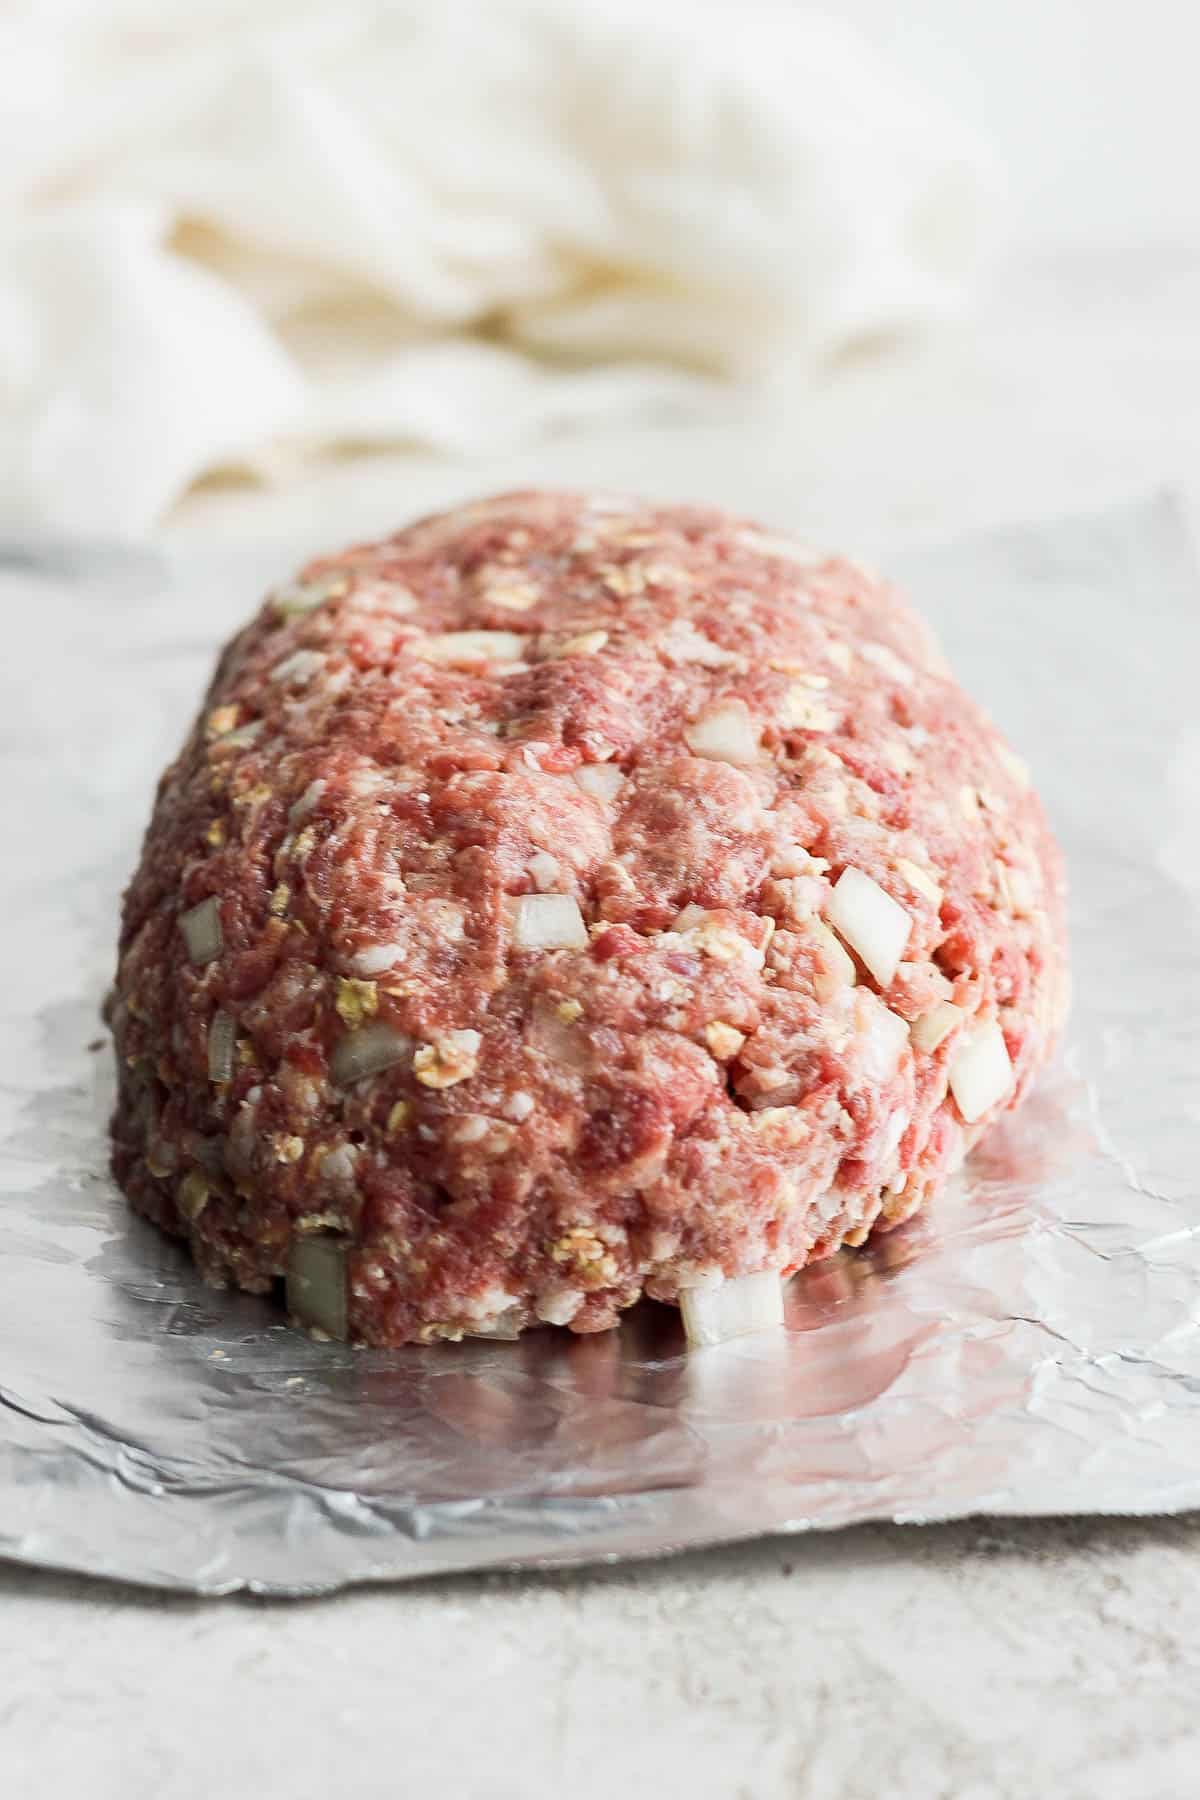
(6, 1517, 1200, 1799)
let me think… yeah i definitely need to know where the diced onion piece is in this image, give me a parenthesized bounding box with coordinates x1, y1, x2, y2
(573, 763, 625, 802)
(224, 719, 265, 750)
(996, 743, 1030, 787)
(878, 1107, 910, 1165)
(527, 850, 562, 891)
(948, 1020, 1013, 1123)
(207, 1009, 236, 1083)
(737, 529, 825, 568)
(558, 630, 608, 657)
(531, 1000, 590, 1069)
(286, 1234, 348, 1340)
(910, 1001, 963, 1054)
(512, 894, 588, 951)
(330, 1020, 411, 1086)
(289, 778, 326, 822)
(861, 1001, 910, 1082)
(180, 896, 223, 966)
(780, 685, 838, 732)
(270, 648, 325, 686)
(418, 630, 526, 665)
(896, 857, 942, 906)
(684, 703, 761, 766)
(465, 1308, 523, 1341)
(352, 941, 405, 977)
(272, 574, 346, 617)
(680, 1270, 785, 1349)
(659, 621, 741, 667)
(809, 918, 856, 1001)
(828, 868, 911, 987)
(859, 641, 914, 685)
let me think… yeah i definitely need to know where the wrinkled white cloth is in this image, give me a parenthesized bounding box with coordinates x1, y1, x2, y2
(0, 0, 999, 533)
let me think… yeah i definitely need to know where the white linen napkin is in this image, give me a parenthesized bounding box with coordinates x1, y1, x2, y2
(0, 0, 999, 532)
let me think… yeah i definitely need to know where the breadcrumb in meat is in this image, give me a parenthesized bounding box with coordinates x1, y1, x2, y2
(109, 490, 1068, 1346)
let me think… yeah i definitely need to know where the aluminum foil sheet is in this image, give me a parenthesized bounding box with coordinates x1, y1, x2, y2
(2, 495, 1198, 1596)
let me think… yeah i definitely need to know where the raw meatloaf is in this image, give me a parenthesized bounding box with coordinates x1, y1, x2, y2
(109, 491, 1068, 1346)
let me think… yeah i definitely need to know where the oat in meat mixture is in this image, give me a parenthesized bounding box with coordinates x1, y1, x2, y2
(109, 491, 1069, 1347)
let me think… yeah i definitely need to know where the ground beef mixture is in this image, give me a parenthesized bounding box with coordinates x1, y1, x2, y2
(109, 491, 1069, 1345)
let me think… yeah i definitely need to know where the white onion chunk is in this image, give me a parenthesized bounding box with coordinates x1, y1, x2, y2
(949, 1020, 1014, 1123)
(684, 703, 761, 766)
(680, 1270, 785, 1349)
(287, 1235, 348, 1339)
(910, 1001, 963, 1054)
(418, 630, 525, 665)
(512, 893, 588, 951)
(331, 1021, 411, 1086)
(180, 896, 223, 966)
(573, 763, 625, 802)
(207, 1009, 236, 1083)
(828, 868, 911, 987)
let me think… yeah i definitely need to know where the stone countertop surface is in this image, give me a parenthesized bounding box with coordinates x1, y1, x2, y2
(5, 245, 1200, 1798)
(6, 1517, 1200, 1799)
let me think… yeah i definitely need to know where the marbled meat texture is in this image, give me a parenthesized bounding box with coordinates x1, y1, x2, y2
(109, 491, 1069, 1344)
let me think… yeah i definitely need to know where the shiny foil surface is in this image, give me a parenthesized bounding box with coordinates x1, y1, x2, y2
(2, 496, 1197, 1596)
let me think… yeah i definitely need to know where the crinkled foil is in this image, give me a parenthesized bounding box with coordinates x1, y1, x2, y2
(2, 497, 1198, 1596)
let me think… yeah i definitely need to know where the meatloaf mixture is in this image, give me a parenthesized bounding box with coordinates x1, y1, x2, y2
(109, 491, 1068, 1346)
